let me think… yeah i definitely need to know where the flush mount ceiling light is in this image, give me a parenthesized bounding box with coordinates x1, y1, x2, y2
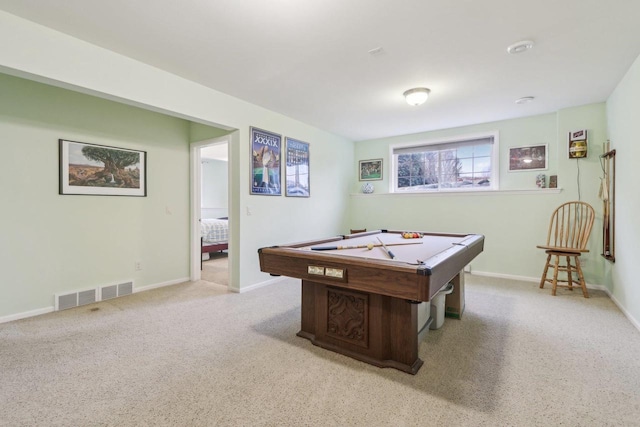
(403, 88, 431, 106)
(515, 96, 535, 104)
(507, 40, 534, 54)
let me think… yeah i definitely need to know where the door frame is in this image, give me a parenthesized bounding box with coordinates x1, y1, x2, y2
(190, 135, 231, 282)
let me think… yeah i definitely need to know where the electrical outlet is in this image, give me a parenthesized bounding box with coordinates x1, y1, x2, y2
(135, 261, 142, 271)
(246, 206, 252, 216)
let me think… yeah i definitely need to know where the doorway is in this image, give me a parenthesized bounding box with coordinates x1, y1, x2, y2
(190, 136, 230, 286)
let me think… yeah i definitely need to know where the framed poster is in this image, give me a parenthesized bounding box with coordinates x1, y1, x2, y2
(285, 137, 310, 197)
(508, 144, 547, 172)
(59, 139, 146, 196)
(359, 159, 383, 181)
(250, 127, 282, 195)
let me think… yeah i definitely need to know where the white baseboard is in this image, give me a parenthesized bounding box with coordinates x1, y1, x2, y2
(0, 306, 54, 324)
(236, 276, 287, 294)
(470, 270, 637, 331)
(597, 287, 640, 332)
(134, 277, 190, 293)
(5, 273, 636, 334)
(470, 270, 607, 291)
(471, 270, 539, 283)
(1, 277, 190, 324)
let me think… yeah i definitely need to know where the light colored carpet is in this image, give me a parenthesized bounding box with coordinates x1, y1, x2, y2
(1, 275, 639, 426)
(201, 252, 228, 286)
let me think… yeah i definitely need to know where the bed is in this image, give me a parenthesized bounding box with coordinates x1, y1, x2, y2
(201, 218, 229, 269)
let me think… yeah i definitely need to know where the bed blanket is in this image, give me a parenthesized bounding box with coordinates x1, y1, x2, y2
(201, 218, 228, 243)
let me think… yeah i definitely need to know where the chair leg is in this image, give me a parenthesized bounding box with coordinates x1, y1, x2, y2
(540, 254, 552, 289)
(551, 255, 560, 296)
(574, 256, 589, 298)
(566, 256, 573, 291)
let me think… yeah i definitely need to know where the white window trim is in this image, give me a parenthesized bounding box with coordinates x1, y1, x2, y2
(389, 131, 500, 193)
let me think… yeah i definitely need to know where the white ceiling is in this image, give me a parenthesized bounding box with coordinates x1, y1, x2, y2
(1, 0, 639, 141)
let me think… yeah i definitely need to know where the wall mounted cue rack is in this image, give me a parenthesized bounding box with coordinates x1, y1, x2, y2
(600, 143, 616, 262)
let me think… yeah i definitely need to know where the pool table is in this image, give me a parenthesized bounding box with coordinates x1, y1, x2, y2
(258, 229, 484, 374)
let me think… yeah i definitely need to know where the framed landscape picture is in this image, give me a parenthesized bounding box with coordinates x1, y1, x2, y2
(508, 144, 547, 172)
(285, 137, 310, 197)
(359, 159, 383, 181)
(250, 127, 282, 195)
(59, 139, 146, 196)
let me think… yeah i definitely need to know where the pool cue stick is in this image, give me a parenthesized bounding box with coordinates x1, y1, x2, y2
(376, 237, 395, 259)
(310, 241, 422, 251)
(311, 245, 366, 251)
(377, 241, 423, 247)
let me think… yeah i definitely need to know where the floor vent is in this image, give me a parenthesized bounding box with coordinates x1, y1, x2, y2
(56, 292, 79, 311)
(101, 281, 134, 300)
(101, 284, 118, 300)
(55, 281, 133, 311)
(118, 281, 133, 297)
(78, 289, 97, 306)
(55, 288, 98, 311)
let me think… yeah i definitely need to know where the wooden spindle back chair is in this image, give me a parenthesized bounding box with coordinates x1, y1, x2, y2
(537, 201, 595, 297)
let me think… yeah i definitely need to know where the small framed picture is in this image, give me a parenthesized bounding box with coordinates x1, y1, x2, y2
(59, 139, 146, 196)
(285, 137, 310, 197)
(359, 159, 383, 181)
(508, 144, 547, 172)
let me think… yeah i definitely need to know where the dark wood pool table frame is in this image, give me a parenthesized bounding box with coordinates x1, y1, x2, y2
(258, 229, 484, 374)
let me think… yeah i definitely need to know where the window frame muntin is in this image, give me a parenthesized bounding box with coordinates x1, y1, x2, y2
(390, 131, 500, 193)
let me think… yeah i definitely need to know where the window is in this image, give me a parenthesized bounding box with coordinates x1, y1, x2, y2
(392, 132, 498, 192)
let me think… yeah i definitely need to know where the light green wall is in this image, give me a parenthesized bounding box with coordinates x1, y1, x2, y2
(189, 122, 231, 143)
(350, 105, 608, 284)
(0, 12, 354, 319)
(0, 71, 353, 319)
(555, 104, 609, 283)
(0, 73, 193, 316)
(606, 53, 640, 327)
(2, 10, 634, 327)
(352, 113, 558, 194)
